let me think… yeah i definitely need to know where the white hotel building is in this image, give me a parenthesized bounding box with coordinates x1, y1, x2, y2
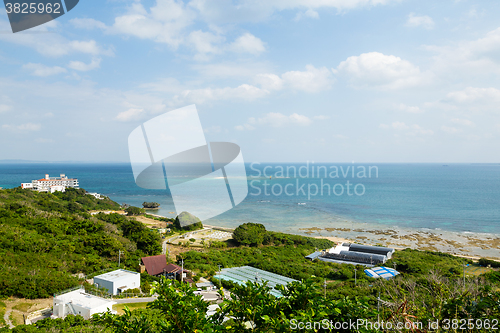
(21, 174, 79, 193)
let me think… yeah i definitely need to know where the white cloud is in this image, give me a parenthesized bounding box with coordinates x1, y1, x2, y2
(281, 65, 333, 92)
(451, 118, 475, 127)
(396, 103, 423, 113)
(187, 30, 224, 59)
(70, 18, 107, 30)
(295, 9, 320, 21)
(192, 62, 272, 79)
(116, 108, 145, 122)
(228, 33, 266, 55)
(391, 121, 410, 130)
(445, 87, 500, 103)
(109, 0, 195, 49)
(427, 27, 500, 75)
(238, 112, 313, 130)
(3, 123, 41, 131)
(441, 125, 461, 134)
(68, 58, 102, 72)
(254, 73, 284, 91)
(0, 19, 113, 57)
(380, 121, 433, 136)
(406, 13, 434, 30)
(0, 104, 11, 113)
(22, 63, 67, 77)
(336, 52, 431, 89)
(191, 0, 399, 24)
(235, 124, 255, 131)
(173, 84, 269, 105)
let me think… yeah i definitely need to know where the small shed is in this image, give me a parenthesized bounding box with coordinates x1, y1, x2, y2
(94, 269, 141, 295)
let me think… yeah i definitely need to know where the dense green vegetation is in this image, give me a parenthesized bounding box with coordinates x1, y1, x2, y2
(124, 206, 144, 216)
(3, 276, 499, 333)
(1, 189, 500, 332)
(479, 257, 500, 268)
(233, 222, 267, 245)
(233, 222, 332, 248)
(142, 202, 160, 209)
(0, 188, 161, 299)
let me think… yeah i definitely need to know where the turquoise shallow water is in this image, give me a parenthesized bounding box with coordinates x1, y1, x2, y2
(1, 163, 499, 235)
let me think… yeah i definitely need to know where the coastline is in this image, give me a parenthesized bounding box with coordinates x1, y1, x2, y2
(169, 215, 500, 261)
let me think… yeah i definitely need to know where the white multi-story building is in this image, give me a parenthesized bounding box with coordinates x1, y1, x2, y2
(21, 174, 79, 193)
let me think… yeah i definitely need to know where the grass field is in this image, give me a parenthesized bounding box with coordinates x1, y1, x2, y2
(112, 302, 149, 315)
(9, 311, 24, 326)
(12, 302, 31, 312)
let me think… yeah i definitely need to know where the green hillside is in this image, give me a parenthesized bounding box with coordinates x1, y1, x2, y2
(0, 188, 161, 299)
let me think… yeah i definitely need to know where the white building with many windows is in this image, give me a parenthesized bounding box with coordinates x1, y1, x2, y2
(21, 174, 79, 193)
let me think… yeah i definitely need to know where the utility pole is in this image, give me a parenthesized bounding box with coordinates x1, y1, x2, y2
(323, 279, 327, 297)
(218, 264, 222, 288)
(354, 269, 357, 285)
(377, 291, 380, 322)
(118, 250, 123, 268)
(463, 264, 466, 291)
(181, 259, 184, 283)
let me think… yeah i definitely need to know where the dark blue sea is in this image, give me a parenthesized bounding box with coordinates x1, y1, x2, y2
(1, 163, 499, 236)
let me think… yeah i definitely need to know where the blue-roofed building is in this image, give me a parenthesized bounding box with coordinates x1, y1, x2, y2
(364, 267, 400, 279)
(213, 266, 298, 297)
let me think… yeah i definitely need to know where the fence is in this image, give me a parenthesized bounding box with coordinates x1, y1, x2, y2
(25, 308, 52, 325)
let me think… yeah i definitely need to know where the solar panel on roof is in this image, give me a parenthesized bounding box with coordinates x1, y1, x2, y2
(364, 267, 400, 279)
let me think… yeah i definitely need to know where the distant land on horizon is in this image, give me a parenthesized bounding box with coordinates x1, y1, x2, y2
(0, 160, 499, 165)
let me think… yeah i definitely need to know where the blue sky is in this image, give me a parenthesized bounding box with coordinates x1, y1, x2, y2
(1, 0, 500, 163)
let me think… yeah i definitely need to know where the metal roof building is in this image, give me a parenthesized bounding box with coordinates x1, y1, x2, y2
(348, 244, 395, 259)
(306, 243, 395, 267)
(213, 266, 298, 298)
(305, 251, 322, 260)
(320, 251, 386, 266)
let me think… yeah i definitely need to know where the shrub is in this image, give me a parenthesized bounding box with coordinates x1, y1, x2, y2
(233, 223, 266, 246)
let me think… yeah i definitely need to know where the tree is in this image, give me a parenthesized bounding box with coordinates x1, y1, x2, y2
(125, 206, 144, 216)
(233, 223, 267, 246)
(147, 278, 216, 332)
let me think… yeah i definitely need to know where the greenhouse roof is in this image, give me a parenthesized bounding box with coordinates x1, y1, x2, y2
(213, 266, 298, 297)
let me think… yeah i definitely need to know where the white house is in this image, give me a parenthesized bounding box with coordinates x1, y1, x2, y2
(93, 269, 141, 295)
(52, 288, 116, 320)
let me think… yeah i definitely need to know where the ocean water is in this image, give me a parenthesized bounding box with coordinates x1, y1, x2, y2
(1, 163, 499, 236)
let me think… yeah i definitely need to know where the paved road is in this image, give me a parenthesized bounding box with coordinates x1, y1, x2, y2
(113, 297, 157, 304)
(3, 309, 14, 328)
